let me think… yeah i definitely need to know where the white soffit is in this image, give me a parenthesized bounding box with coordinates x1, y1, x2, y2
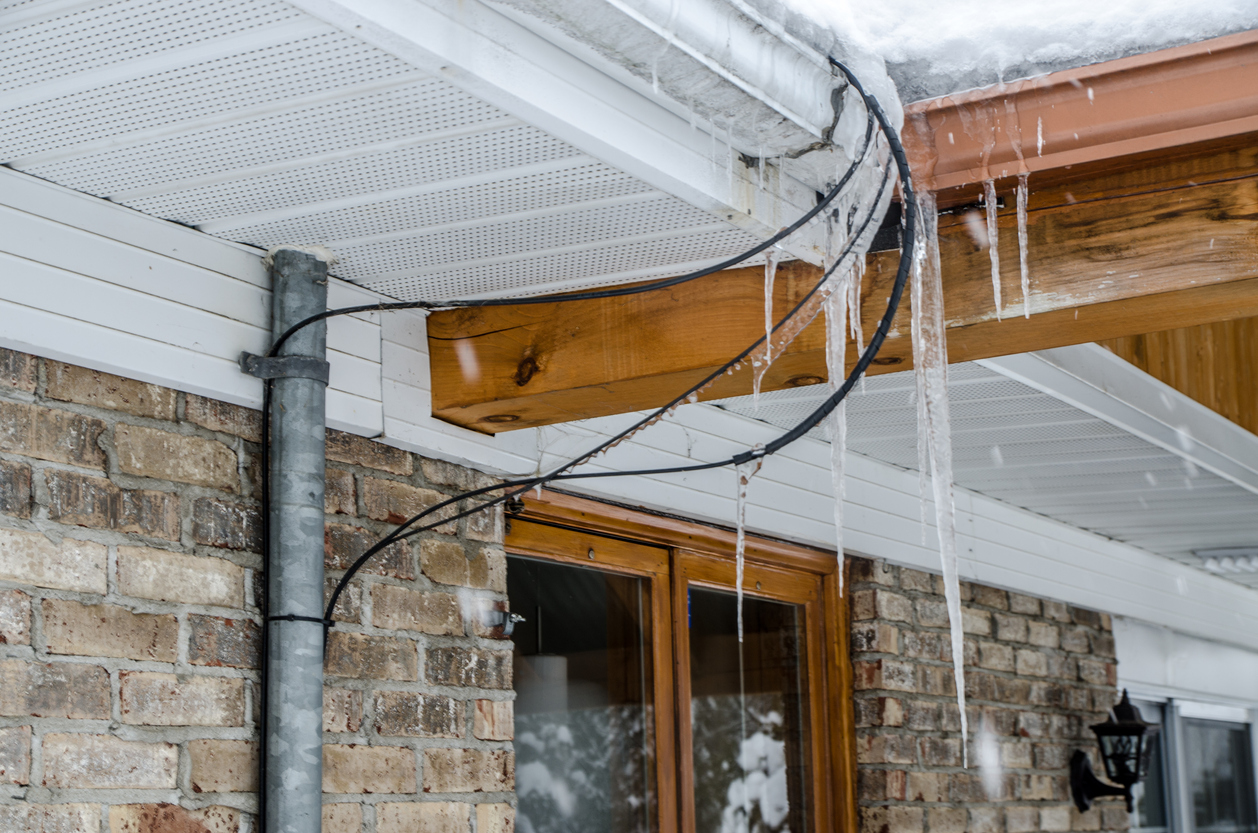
(0, 0, 885, 302)
(712, 349, 1258, 587)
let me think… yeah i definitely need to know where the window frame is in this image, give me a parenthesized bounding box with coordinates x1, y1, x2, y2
(505, 489, 857, 833)
(1128, 694, 1258, 833)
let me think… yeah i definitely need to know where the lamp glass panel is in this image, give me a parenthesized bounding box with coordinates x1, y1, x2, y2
(508, 555, 657, 833)
(1130, 699, 1168, 833)
(1183, 718, 1258, 833)
(687, 587, 811, 833)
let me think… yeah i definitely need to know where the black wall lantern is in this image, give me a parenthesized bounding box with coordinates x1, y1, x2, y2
(1071, 689, 1160, 812)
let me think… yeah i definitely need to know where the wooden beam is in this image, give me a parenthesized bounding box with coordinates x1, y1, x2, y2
(429, 138, 1258, 432)
(1100, 316, 1258, 436)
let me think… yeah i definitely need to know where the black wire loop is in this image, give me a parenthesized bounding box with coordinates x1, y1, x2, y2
(255, 58, 919, 833)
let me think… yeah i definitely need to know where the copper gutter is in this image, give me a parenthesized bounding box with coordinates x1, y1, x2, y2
(904, 29, 1258, 197)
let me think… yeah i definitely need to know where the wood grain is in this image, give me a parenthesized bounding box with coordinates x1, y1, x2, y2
(1101, 316, 1258, 435)
(430, 143, 1258, 432)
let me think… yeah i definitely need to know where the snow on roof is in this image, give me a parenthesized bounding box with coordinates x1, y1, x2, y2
(772, 0, 1258, 102)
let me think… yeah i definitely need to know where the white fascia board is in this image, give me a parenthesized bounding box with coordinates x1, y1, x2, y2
(978, 344, 1258, 496)
(1116, 616, 1258, 708)
(282, 0, 830, 264)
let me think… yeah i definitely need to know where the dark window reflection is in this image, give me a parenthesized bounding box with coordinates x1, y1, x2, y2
(1131, 699, 1169, 833)
(688, 587, 810, 833)
(508, 555, 656, 833)
(1184, 718, 1257, 833)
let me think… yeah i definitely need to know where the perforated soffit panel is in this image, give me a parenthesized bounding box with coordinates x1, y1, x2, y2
(714, 364, 1258, 589)
(0, 0, 767, 301)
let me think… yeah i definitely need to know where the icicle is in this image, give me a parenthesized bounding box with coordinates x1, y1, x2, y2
(753, 248, 779, 407)
(824, 289, 848, 596)
(983, 179, 1002, 320)
(734, 459, 762, 644)
(911, 188, 969, 766)
(1016, 174, 1030, 319)
(847, 258, 867, 394)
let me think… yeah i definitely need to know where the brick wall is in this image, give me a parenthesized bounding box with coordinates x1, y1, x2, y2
(0, 349, 514, 832)
(848, 557, 1127, 833)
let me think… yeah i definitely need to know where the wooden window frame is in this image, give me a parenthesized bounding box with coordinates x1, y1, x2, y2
(505, 489, 857, 833)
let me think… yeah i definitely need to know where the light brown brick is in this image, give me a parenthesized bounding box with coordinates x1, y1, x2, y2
(377, 802, 470, 833)
(325, 524, 414, 578)
(465, 503, 503, 543)
(192, 497, 262, 551)
(115, 424, 238, 491)
(422, 458, 499, 491)
(978, 641, 1015, 672)
(916, 598, 950, 628)
(426, 646, 511, 689)
(42, 734, 177, 789)
(375, 691, 461, 738)
(477, 804, 515, 833)
(907, 770, 946, 802)
(1028, 620, 1059, 648)
(423, 748, 513, 793)
(1041, 806, 1072, 832)
(323, 688, 362, 733)
(189, 739, 257, 793)
(325, 631, 417, 681)
(0, 460, 31, 518)
(119, 671, 245, 726)
(327, 429, 413, 475)
(323, 803, 362, 833)
(0, 527, 107, 594)
(854, 659, 916, 692)
(0, 725, 29, 785)
(969, 808, 1003, 833)
(0, 803, 97, 832)
(188, 614, 260, 668)
(186, 394, 262, 442)
(325, 577, 361, 624)
(0, 660, 109, 718)
(929, 808, 967, 833)
(995, 612, 1030, 642)
(1015, 649, 1050, 677)
(861, 806, 924, 833)
(420, 540, 505, 591)
(971, 584, 1009, 610)
(46, 362, 176, 419)
(1071, 806, 1103, 831)
(108, 804, 240, 833)
(46, 470, 179, 539)
(373, 585, 463, 635)
(962, 606, 992, 635)
(0, 400, 105, 468)
(899, 567, 935, 593)
(1006, 806, 1039, 833)
(325, 468, 356, 515)
(117, 545, 245, 607)
(852, 623, 900, 654)
(475, 700, 514, 741)
(0, 348, 36, 392)
(0, 589, 31, 645)
(363, 478, 453, 529)
(43, 599, 177, 662)
(323, 744, 416, 794)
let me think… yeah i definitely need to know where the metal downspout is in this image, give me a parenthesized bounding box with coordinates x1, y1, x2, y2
(265, 248, 329, 832)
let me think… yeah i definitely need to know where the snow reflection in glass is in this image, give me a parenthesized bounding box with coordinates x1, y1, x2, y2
(688, 587, 810, 833)
(508, 555, 656, 833)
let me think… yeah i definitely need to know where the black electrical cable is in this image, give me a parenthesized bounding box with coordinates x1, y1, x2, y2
(319, 57, 917, 623)
(257, 60, 917, 829)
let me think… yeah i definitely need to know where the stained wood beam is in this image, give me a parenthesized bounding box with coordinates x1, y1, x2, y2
(1101, 316, 1258, 436)
(429, 138, 1258, 433)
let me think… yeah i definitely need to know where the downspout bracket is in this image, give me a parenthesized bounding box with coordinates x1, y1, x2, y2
(240, 352, 330, 384)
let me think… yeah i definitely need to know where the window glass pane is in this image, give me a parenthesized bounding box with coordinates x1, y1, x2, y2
(1184, 718, 1258, 833)
(508, 555, 656, 833)
(1131, 699, 1168, 833)
(687, 586, 811, 833)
